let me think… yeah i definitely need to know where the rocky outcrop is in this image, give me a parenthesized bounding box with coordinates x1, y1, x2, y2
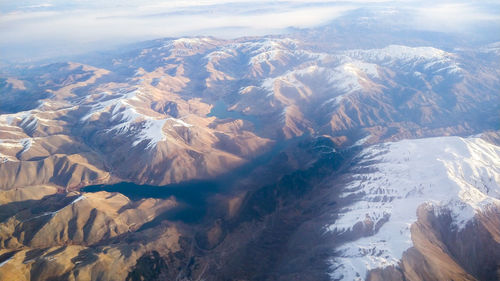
(367, 204, 500, 281)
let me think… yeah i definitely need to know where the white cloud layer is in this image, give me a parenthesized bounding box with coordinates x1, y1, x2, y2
(412, 2, 500, 32)
(0, 0, 498, 62)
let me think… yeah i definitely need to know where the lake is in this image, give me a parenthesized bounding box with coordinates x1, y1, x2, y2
(82, 134, 308, 225)
(207, 100, 262, 131)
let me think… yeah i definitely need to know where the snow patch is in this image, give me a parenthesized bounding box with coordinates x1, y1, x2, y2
(69, 195, 85, 205)
(238, 38, 298, 65)
(328, 136, 500, 281)
(0, 257, 13, 267)
(24, 195, 87, 222)
(80, 90, 141, 122)
(344, 45, 462, 74)
(131, 119, 167, 148)
(352, 135, 371, 147)
(342, 60, 379, 79)
(161, 37, 218, 56)
(19, 138, 32, 155)
(81, 90, 177, 149)
(173, 37, 214, 47)
(205, 49, 234, 61)
(347, 45, 448, 63)
(20, 115, 38, 131)
(168, 117, 192, 128)
(0, 111, 33, 126)
(261, 68, 306, 97)
(263, 63, 375, 100)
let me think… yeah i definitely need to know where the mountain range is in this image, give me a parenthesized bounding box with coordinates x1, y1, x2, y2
(0, 10, 499, 281)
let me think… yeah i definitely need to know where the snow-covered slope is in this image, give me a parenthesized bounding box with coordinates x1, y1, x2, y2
(345, 45, 462, 74)
(80, 89, 192, 149)
(328, 136, 500, 280)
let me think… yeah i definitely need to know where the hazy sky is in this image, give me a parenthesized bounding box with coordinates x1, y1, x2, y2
(0, 0, 499, 62)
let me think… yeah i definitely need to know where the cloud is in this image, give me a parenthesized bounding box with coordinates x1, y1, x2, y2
(411, 2, 500, 32)
(0, 1, 358, 61)
(0, 0, 499, 62)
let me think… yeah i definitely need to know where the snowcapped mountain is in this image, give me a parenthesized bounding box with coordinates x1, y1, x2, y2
(328, 136, 500, 280)
(2, 36, 497, 189)
(0, 18, 499, 281)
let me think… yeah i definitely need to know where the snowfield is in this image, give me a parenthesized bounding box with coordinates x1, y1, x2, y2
(328, 136, 500, 281)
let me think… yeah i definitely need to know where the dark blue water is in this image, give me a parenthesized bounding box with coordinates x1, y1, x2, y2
(82, 135, 308, 226)
(82, 180, 219, 205)
(82, 180, 219, 225)
(207, 100, 262, 131)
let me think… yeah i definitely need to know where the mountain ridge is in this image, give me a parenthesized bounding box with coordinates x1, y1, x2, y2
(0, 19, 499, 280)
